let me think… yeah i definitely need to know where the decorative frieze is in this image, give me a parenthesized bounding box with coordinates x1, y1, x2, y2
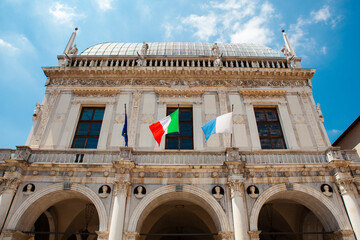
(72, 88, 120, 97)
(48, 78, 309, 88)
(240, 88, 286, 97)
(155, 88, 204, 97)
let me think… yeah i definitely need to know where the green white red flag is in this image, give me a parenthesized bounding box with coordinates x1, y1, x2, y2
(149, 109, 179, 146)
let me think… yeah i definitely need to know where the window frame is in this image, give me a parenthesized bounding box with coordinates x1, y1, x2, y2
(254, 107, 287, 149)
(165, 107, 194, 150)
(71, 106, 105, 149)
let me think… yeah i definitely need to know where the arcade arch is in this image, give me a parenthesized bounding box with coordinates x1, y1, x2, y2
(249, 183, 353, 239)
(6, 183, 107, 239)
(127, 185, 231, 239)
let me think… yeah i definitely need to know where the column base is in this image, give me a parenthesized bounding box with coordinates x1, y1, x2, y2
(248, 231, 261, 240)
(325, 230, 355, 240)
(0, 230, 33, 240)
(123, 232, 140, 240)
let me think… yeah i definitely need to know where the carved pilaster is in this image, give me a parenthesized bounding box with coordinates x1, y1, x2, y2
(123, 232, 140, 240)
(218, 90, 231, 147)
(95, 231, 109, 240)
(248, 231, 261, 240)
(299, 90, 325, 147)
(113, 180, 130, 197)
(217, 231, 233, 240)
(128, 91, 142, 147)
(32, 90, 60, 146)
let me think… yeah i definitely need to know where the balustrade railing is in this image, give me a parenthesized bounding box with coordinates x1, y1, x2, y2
(1, 148, 358, 165)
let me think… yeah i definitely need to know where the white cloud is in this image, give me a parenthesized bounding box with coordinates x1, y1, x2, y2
(0, 38, 18, 52)
(321, 46, 327, 55)
(311, 5, 331, 23)
(177, 0, 276, 44)
(49, 2, 84, 25)
(96, 0, 113, 11)
(182, 13, 218, 41)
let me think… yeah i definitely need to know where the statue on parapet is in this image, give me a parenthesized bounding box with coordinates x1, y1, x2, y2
(137, 42, 149, 66)
(316, 103, 324, 122)
(69, 44, 78, 55)
(212, 43, 220, 57)
(141, 42, 149, 56)
(281, 45, 295, 68)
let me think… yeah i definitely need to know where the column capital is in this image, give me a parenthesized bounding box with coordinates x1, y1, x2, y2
(227, 179, 245, 198)
(113, 180, 131, 196)
(1, 177, 21, 194)
(335, 173, 354, 195)
(123, 232, 140, 240)
(216, 231, 233, 240)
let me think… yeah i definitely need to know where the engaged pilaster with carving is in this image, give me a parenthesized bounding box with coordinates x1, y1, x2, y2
(113, 180, 131, 197)
(128, 91, 142, 147)
(32, 90, 60, 147)
(334, 172, 360, 239)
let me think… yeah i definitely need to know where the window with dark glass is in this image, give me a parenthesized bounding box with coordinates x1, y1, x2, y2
(165, 107, 193, 150)
(72, 107, 105, 149)
(254, 108, 286, 149)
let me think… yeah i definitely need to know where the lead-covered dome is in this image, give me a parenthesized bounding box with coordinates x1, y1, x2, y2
(80, 42, 280, 57)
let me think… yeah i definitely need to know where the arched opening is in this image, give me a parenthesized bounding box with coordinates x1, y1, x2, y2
(7, 184, 106, 240)
(139, 200, 217, 240)
(250, 184, 351, 240)
(258, 199, 325, 240)
(128, 185, 231, 239)
(30, 197, 99, 240)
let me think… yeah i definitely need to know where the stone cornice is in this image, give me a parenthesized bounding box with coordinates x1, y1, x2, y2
(155, 88, 204, 97)
(72, 88, 120, 96)
(240, 88, 286, 96)
(42, 67, 316, 80)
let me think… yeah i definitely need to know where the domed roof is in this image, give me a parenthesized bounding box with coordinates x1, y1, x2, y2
(80, 42, 280, 57)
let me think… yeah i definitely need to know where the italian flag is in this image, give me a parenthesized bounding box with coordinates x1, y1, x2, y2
(149, 109, 179, 146)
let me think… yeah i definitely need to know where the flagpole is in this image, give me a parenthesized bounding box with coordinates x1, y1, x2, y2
(178, 104, 180, 151)
(231, 104, 234, 148)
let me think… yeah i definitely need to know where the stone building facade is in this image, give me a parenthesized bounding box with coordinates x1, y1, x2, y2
(0, 29, 360, 240)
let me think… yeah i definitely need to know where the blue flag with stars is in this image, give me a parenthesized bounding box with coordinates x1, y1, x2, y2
(122, 105, 128, 146)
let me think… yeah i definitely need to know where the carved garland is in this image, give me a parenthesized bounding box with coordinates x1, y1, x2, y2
(155, 88, 204, 97)
(72, 88, 120, 97)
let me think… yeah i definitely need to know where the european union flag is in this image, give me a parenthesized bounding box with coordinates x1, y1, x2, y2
(122, 105, 128, 147)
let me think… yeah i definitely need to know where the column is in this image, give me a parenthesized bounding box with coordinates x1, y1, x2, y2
(335, 173, 360, 239)
(108, 181, 130, 240)
(0, 178, 21, 230)
(228, 180, 249, 240)
(218, 90, 231, 147)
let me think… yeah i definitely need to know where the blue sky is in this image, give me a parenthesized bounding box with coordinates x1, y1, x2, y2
(0, 0, 359, 148)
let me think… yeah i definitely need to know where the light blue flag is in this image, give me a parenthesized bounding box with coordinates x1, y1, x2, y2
(201, 112, 233, 142)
